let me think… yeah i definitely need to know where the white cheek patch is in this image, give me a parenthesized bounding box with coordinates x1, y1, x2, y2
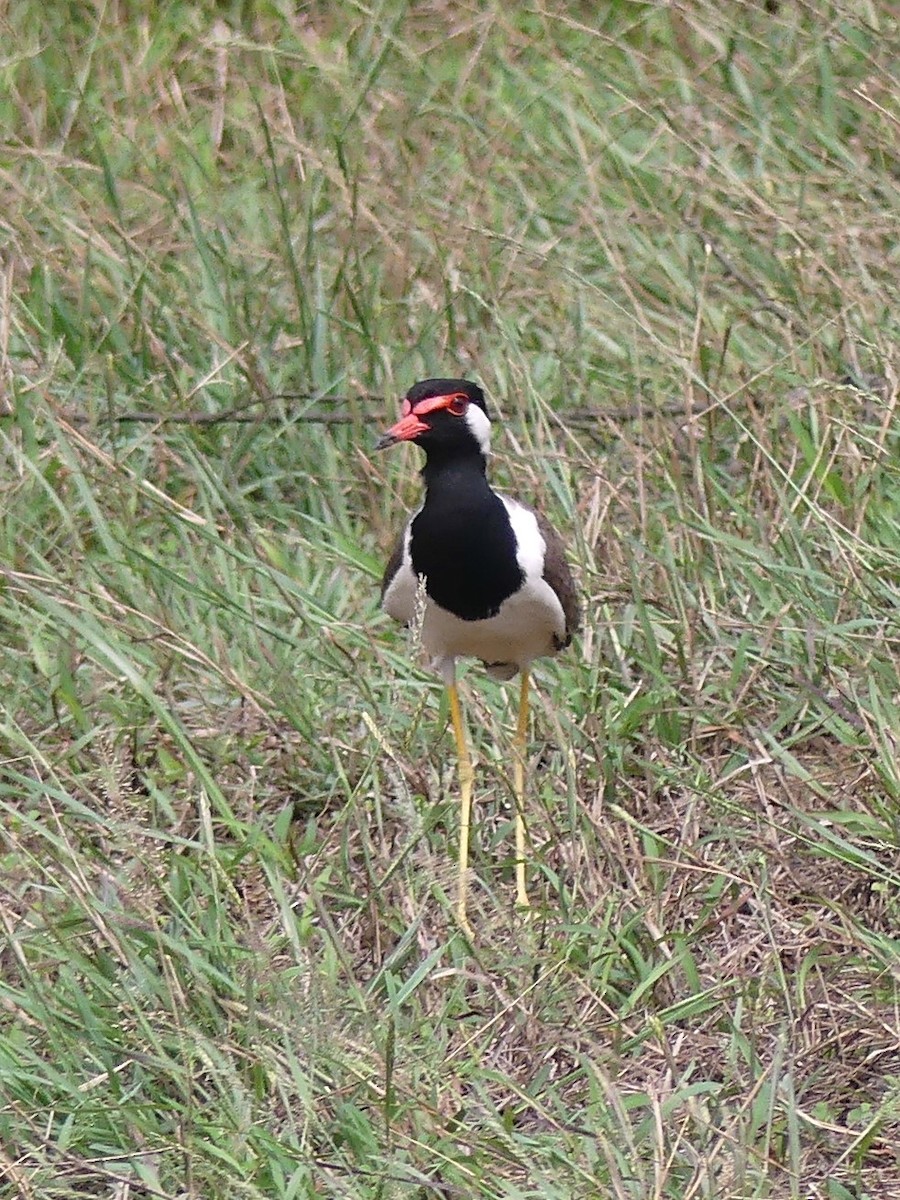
(464, 404, 492, 456)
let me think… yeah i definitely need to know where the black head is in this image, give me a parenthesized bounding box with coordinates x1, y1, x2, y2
(375, 378, 491, 458)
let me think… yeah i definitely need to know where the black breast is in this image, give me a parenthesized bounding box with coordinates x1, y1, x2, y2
(410, 485, 524, 621)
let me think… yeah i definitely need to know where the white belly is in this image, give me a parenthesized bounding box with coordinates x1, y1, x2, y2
(383, 557, 565, 682)
(423, 580, 563, 663)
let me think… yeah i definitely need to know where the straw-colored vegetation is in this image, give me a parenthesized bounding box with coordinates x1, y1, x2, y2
(2, 2, 899, 1196)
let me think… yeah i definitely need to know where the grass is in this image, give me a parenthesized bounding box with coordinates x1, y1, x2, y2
(1, 0, 899, 1195)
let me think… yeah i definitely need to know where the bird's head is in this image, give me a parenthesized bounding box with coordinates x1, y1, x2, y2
(375, 378, 491, 459)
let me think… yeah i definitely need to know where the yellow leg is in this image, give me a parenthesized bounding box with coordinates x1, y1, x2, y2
(447, 682, 474, 936)
(513, 668, 531, 909)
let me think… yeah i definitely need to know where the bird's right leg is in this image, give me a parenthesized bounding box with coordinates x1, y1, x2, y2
(447, 679, 474, 937)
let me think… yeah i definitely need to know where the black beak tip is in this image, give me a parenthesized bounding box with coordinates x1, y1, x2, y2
(374, 432, 398, 451)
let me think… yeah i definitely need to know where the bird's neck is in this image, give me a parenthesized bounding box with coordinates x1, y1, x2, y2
(420, 450, 491, 497)
(410, 449, 521, 621)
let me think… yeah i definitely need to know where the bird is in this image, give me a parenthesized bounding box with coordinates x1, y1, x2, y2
(376, 377, 579, 934)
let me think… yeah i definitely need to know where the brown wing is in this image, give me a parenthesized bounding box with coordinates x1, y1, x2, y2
(535, 510, 580, 647)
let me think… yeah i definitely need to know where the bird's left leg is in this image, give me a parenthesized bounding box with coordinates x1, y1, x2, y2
(513, 667, 530, 909)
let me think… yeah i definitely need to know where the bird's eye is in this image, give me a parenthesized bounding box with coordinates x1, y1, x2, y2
(447, 395, 469, 416)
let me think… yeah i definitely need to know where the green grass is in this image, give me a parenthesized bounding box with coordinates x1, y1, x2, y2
(2, 1, 900, 1196)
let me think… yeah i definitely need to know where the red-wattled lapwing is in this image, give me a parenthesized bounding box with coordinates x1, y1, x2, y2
(376, 378, 579, 934)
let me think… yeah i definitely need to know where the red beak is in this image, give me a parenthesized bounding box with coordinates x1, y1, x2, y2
(374, 412, 429, 450)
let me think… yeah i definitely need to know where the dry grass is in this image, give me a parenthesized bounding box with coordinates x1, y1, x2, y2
(2, 1, 900, 1196)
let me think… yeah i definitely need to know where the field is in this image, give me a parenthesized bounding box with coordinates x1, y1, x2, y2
(2, 2, 899, 1196)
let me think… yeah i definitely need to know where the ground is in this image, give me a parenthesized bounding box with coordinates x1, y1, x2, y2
(1, 2, 899, 1197)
